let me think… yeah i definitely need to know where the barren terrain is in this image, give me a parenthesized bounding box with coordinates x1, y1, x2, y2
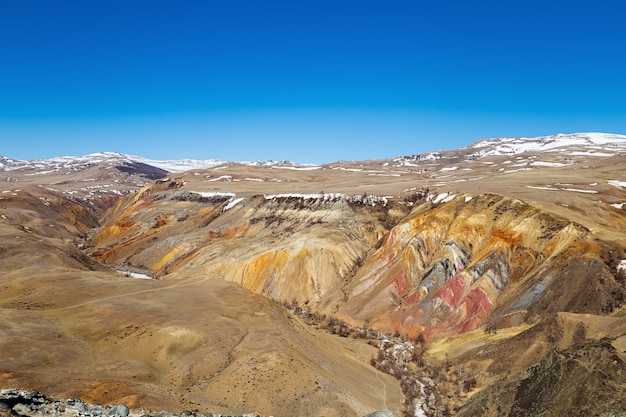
(1, 133, 626, 416)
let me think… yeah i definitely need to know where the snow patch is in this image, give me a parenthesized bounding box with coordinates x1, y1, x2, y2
(393, 152, 443, 167)
(563, 188, 598, 194)
(270, 165, 321, 171)
(332, 167, 364, 172)
(526, 185, 559, 191)
(414, 382, 428, 417)
(116, 269, 153, 279)
(526, 185, 597, 194)
(567, 151, 615, 157)
(189, 191, 236, 198)
(530, 161, 567, 167)
(503, 168, 534, 173)
(609, 180, 626, 188)
(347, 194, 392, 206)
(262, 193, 392, 206)
(223, 197, 245, 211)
(429, 192, 457, 204)
(264, 193, 343, 201)
(206, 175, 233, 182)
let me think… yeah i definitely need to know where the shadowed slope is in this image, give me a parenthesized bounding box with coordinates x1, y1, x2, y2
(0, 189, 403, 416)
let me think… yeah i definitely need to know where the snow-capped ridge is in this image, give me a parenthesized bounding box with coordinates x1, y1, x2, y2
(467, 132, 626, 158)
(0, 152, 312, 174)
(3, 132, 624, 175)
(392, 152, 444, 167)
(130, 155, 226, 172)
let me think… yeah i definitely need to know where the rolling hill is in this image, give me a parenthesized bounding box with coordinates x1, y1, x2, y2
(1, 132, 625, 416)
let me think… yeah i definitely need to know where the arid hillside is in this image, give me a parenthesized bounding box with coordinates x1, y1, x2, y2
(1, 133, 626, 416)
(0, 188, 403, 416)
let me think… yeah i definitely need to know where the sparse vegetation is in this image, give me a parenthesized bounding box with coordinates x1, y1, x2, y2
(403, 187, 430, 204)
(281, 300, 480, 417)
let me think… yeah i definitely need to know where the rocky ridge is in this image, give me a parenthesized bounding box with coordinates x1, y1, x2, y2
(0, 390, 398, 417)
(1, 132, 626, 416)
(90, 187, 624, 340)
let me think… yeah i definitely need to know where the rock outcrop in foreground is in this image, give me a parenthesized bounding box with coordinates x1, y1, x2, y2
(0, 389, 398, 417)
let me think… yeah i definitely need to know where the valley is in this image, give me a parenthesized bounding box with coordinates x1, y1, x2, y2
(1, 133, 625, 416)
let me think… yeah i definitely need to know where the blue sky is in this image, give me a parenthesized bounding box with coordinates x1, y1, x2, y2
(1, 0, 625, 163)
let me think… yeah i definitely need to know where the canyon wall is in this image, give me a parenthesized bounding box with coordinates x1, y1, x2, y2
(91, 185, 625, 342)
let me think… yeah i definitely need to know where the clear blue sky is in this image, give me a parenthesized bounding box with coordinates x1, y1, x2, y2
(1, 0, 625, 163)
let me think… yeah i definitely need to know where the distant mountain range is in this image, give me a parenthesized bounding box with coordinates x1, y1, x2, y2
(2, 132, 624, 203)
(0, 151, 309, 174)
(392, 131, 626, 166)
(3, 132, 625, 176)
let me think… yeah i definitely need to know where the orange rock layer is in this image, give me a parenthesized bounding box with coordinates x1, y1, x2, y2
(91, 190, 625, 341)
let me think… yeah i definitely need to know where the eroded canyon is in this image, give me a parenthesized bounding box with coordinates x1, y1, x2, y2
(1, 133, 626, 416)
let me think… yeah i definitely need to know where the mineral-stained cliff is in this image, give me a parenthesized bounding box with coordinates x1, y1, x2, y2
(4, 134, 626, 416)
(86, 180, 626, 416)
(336, 194, 623, 339)
(91, 186, 624, 342)
(90, 182, 396, 308)
(0, 188, 404, 417)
